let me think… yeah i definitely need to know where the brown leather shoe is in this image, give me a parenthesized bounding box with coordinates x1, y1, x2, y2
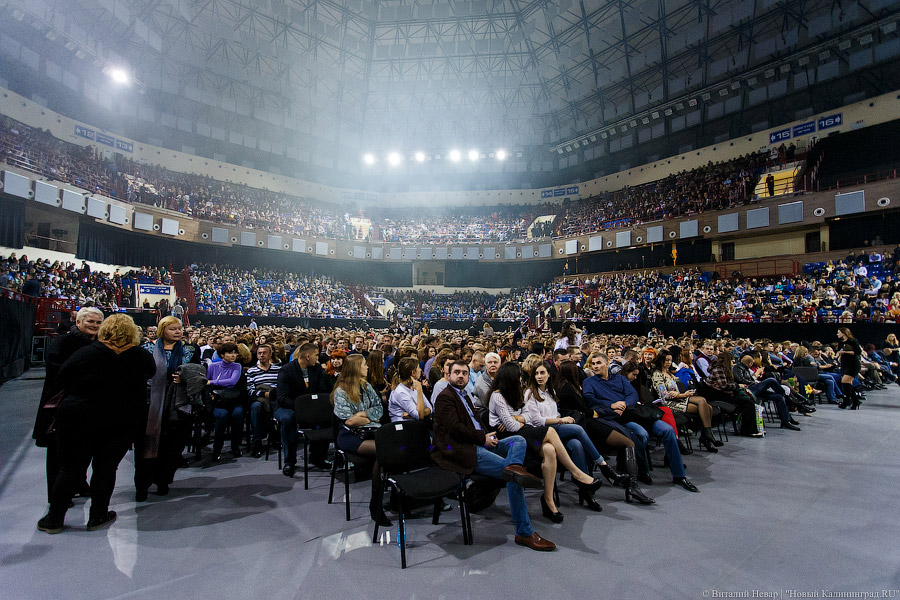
(515, 532, 556, 551)
(502, 464, 543, 489)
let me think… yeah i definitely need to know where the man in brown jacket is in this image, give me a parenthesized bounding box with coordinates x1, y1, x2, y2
(431, 360, 556, 551)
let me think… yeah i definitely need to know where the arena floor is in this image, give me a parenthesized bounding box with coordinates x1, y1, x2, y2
(1, 369, 898, 599)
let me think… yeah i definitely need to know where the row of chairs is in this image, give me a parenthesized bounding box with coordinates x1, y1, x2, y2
(266, 393, 474, 568)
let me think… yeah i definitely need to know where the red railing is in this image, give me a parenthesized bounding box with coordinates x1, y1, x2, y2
(713, 258, 800, 280)
(812, 167, 900, 192)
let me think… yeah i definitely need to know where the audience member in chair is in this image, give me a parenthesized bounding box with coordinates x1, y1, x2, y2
(432, 360, 556, 551)
(472, 351, 501, 408)
(246, 344, 281, 457)
(388, 357, 432, 422)
(207, 342, 243, 461)
(523, 361, 630, 511)
(275, 342, 332, 477)
(733, 354, 801, 431)
(555, 361, 654, 504)
(699, 352, 761, 437)
(650, 351, 723, 451)
(331, 354, 390, 527)
(583, 353, 699, 493)
(488, 362, 603, 522)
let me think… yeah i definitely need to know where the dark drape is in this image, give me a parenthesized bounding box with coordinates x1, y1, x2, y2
(0, 296, 35, 384)
(827, 211, 900, 251)
(443, 259, 563, 288)
(76, 222, 412, 286)
(0, 193, 26, 249)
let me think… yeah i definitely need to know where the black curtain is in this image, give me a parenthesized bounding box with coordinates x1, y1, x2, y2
(0, 297, 35, 384)
(576, 239, 713, 274)
(443, 259, 563, 288)
(0, 193, 26, 249)
(76, 223, 413, 286)
(827, 210, 900, 251)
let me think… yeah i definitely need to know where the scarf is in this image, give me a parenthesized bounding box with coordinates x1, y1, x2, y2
(144, 339, 183, 458)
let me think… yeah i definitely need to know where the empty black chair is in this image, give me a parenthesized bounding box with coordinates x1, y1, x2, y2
(373, 420, 471, 568)
(294, 393, 334, 489)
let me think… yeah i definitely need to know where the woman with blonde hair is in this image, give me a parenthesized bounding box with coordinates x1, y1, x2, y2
(331, 354, 390, 526)
(38, 314, 155, 534)
(135, 315, 201, 501)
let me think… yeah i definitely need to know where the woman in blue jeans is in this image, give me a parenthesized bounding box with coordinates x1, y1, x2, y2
(206, 342, 244, 460)
(523, 361, 628, 512)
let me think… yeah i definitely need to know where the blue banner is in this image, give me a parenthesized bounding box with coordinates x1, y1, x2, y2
(566, 185, 579, 195)
(555, 294, 575, 303)
(769, 128, 791, 144)
(553, 188, 566, 197)
(792, 121, 815, 137)
(541, 190, 553, 199)
(97, 133, 115, 147)
(115, 139, 133, 152)
(75, 125, 94, 140)
(138, 285, 172, 296)
(817, 113, 842, 131)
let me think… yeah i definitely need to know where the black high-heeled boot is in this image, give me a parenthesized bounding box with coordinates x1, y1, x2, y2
(577, 488, 602, 512)
(839, 383, 854, 409)
(851, 387, 863, 410)
(598, 462, 629, 486)
(698, 429, 719, 453)
(705, 427, 724, 446)
(624, 447, 655, 505)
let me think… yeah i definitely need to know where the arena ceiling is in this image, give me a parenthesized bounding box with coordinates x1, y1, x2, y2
(3, 0, 900, 180)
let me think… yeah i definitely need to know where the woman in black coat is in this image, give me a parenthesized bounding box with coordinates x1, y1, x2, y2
(38, 314, 155, 534)
(33, 307, 104, 503)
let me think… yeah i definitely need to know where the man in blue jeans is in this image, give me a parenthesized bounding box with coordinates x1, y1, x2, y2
(432, 360, 555, 551)
(583, 353, 699, 493)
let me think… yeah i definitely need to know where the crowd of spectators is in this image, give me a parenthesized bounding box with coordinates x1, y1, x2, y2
(374, 204, 553, 245)
(557, 153, 768, 237)
(5, 245, 899, 324)
(191, 264, 368, 318)
(373, 248, 900, 324)
(0, 253, 176, 309)
(3, 114, 795, 246)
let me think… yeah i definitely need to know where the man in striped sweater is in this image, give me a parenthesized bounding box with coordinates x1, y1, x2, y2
(246, 344, 281, 458)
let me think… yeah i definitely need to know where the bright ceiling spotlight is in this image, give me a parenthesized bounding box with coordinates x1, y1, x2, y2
(449, 149, 462, 162)
(387, 152, 402, 166)
(414, 151, 426, 162)
(468, 149, 479, 161)
(363, 153, 376, 165)
(107, 67, 130, 85)
(496, 149, 507, 161)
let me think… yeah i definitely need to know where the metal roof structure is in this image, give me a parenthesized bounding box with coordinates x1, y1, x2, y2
(1, 0, 899, 186)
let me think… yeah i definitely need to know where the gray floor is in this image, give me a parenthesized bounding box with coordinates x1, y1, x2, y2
(1, 369, 899, 599)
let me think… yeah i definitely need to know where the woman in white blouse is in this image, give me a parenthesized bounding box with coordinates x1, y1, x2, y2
(388, 357, 432, 422)
(488, 362, 601, 523)
(523, 362, 628, 512)
(553, 321, 582, 351)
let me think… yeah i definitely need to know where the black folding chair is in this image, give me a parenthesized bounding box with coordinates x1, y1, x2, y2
(328, 417, 371, 521)
(792, 366, 826, 404)
(294, 393, 335, 490)
(373, 420, 471, 568)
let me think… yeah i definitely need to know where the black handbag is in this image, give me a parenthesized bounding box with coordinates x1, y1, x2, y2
(620, 403, 664, 425)
(559, 408, 585, 426)
(343, 424, 379, 441)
